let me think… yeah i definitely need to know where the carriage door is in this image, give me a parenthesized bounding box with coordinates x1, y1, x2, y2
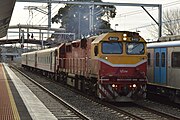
(154, 48, 166, 84)
(26, 55, 28, 65)
(35, 53, 37, 68)
(50, 52, 52, 70)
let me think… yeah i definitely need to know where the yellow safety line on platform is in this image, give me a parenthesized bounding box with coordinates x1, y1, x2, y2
(2, 65, 20, 120)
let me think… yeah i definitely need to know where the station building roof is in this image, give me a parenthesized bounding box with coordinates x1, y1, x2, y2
(0, 0, 16, 38)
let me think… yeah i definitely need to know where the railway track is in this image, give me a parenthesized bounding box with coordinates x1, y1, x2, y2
(10, 65, 89, 120)
(114, 103, 180, 120)
(10, 65, 180, 120)
(11, 65, 138, 119)
(135, 100, 180, 119)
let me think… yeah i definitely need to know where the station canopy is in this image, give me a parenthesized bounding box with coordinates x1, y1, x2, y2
(0, 0, 16, 38)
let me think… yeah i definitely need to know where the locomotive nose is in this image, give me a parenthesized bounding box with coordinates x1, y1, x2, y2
(119, 86, 130, 96)
(135, 67, 146, 78)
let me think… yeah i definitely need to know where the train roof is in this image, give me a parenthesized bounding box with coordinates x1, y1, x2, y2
(147, 41, 180, 48)
(22, 51, 36, 55)
(92, 31, 145, 44)
(36, 47, 57, 54)
(22, 47, 57, 55)
(92, 33, 107, 44)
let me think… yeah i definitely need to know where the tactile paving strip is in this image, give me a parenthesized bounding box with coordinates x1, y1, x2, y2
(0, 64, 20, 120)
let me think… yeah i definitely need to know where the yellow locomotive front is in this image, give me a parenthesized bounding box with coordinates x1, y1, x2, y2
(91, 31, 147, 101)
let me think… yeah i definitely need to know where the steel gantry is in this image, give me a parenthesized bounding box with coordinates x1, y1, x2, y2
(16, 0, 162, 39)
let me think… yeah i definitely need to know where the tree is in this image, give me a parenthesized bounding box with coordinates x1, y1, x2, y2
(52, 0, 116, 39)
(163, 9, 180, 35)
(148, 8, 180, 38)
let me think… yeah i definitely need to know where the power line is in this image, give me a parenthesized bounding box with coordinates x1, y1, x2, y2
(114, 1, 180, 33)
(129, 18, 180, 30)
(39, 4, 60, 25)
(115, 0, 180, 18)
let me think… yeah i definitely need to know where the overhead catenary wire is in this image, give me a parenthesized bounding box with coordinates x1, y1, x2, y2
(118, 1, 180, 32)
(38, 4, 60, 25)
(115, 0, 180, 18)
(24, 1, 180, 33)
(129, 18, 180, 30)
(26, 1, 180, 26)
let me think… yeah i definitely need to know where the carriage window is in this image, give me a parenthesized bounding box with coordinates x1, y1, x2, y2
(126, 42, 144, 55)
(156, 53, 159, 67)
(172, 52, 180, 68)
(148, 53, 151, 66)
(161, 52, 165, 67)
(102, 42, 122, 54)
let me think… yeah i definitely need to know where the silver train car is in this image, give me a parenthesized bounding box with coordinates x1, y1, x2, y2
(22, 47, 58, 77)
(147, 36, 180, 103)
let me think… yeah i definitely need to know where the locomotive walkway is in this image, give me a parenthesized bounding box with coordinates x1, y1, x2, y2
(0, 63, 57, 120)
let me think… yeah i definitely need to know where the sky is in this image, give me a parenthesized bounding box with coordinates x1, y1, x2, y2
(9, 0, 180, 41)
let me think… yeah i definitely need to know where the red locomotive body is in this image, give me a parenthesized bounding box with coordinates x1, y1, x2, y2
(56, 31, 147, 101)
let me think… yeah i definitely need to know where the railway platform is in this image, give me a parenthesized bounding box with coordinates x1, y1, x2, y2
(0, 63, 57, 120)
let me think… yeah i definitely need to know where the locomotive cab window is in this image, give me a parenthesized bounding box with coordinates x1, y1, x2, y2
(172, 52, 180, 68)
(126, 42, 144, 55)
(94, 46, 98, 56)
(102, 42, 122, 54)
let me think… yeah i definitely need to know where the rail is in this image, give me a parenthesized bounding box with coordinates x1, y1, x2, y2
(11, 65, 90, 120)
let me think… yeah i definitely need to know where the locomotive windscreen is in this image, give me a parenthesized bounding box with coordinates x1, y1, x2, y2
(102, 42, 122, 54)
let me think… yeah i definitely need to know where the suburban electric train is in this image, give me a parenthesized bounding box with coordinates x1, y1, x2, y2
(147, 35, 180, 103)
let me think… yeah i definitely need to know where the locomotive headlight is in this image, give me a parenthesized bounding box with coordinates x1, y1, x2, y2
(112, 84, 116, 88)
(123, 37, 127, 41)
(132, 84, 137, 88)
(123, 33, 127, 37)
(123, 34, 127, 41)
(105, 56, 108, 60)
